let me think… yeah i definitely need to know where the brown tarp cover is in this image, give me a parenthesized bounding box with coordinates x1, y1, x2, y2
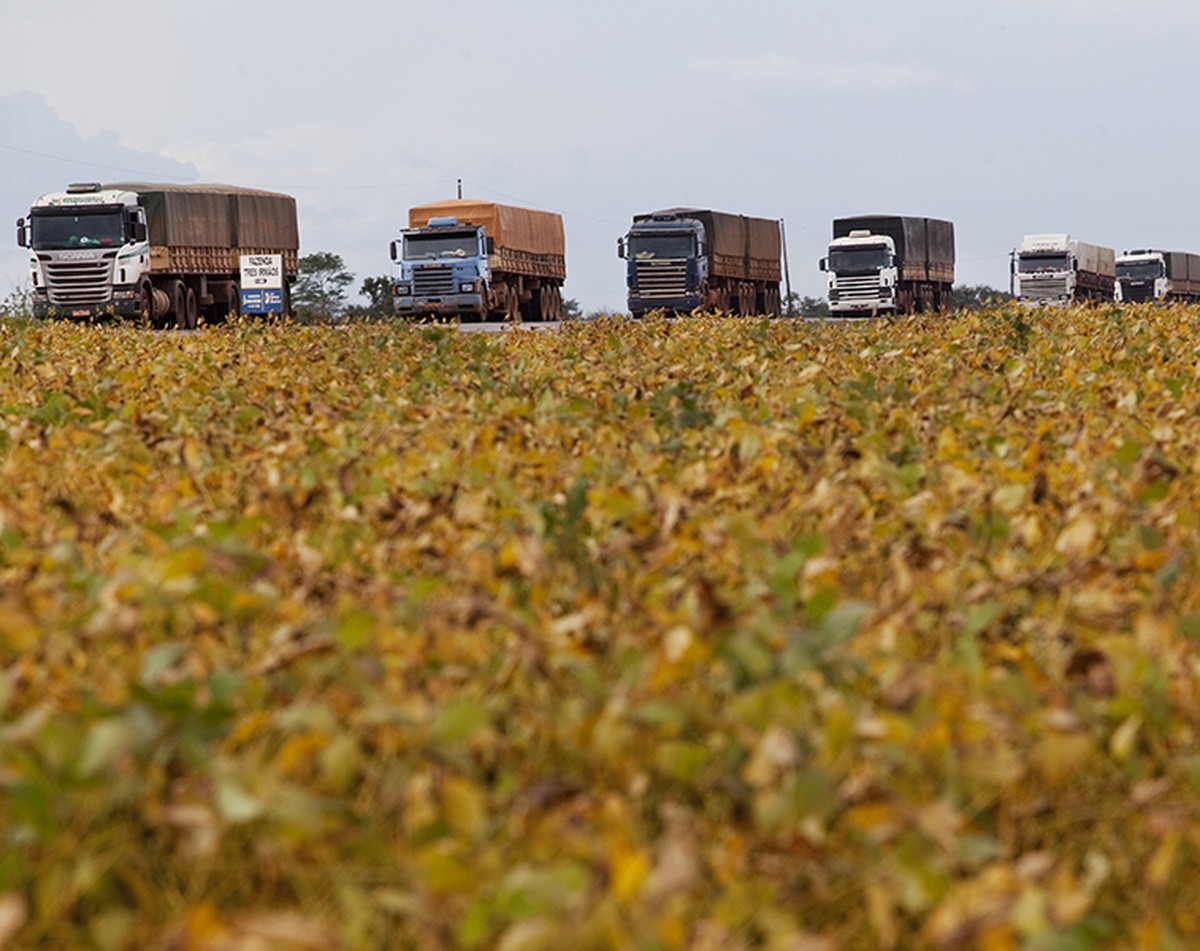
(409, 200, 565, 259)
(105, 182, 299, 250)
(1161, 251, 1200, 283)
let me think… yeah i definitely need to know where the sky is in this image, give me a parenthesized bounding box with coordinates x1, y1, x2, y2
(2, 0, 1200, 312)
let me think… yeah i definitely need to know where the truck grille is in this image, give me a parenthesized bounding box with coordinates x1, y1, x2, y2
(412, 266, 456, 296)
(1018, 276, 1069, 302)
(833, 274, 885, 305)
(42, 252, 116, 306)
(1119, 282, 1154, 303)
(634, 261, 687, 299)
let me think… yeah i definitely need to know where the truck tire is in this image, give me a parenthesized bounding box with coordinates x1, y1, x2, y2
(181, 287, 198, 330)
(505, 283, 520, 322)
(211, 282, 239, 323)
(135, 282, 153, 326)
(158, 279, 187, 329)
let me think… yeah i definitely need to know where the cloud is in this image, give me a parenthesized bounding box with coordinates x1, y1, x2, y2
(0, 92, 198, 292)
(692, 54, 943, 95)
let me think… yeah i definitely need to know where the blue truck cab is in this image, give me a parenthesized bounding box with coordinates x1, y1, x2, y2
(618, 213, 708, 317)
(391, 216, 494, 319)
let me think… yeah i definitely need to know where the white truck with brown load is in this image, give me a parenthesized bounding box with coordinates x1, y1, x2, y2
(17, 182, 299, 326)
(618, 208, 783, 317)
(1014, 234, 1114, 305)
(820, 215, 955, 316)
(1115, 250, 1200, 303)
(391, 199, 566, 321)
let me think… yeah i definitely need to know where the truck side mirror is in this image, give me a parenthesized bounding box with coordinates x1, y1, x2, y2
(485, 236, 495, 255)
(818, 258, 827, 272)
(389, 241, 398, 263)
(133, 221, 147, 243)
(617, 237, 626, 259)
(16, 218, 26, 249)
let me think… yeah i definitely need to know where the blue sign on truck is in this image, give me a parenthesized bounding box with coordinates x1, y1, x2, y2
(241, 288, 284, 314)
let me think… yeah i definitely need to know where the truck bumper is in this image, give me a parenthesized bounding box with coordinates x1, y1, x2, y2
(627, 294, 704, 316)
(828, 301, 897, 317)
(34, 297, 142, 321)
(395, 293, 485, 318)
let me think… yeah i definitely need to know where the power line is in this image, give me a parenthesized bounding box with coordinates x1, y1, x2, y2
(0, 141, 195, 181)
(0, 141, 456, 193)
(274, 179, 455, 192)
(461, 179, 627, 228)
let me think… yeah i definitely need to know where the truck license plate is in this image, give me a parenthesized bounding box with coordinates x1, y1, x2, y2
(72, 309, 90, 317)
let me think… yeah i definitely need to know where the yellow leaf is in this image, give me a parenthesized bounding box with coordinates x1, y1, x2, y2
(1146, 831, 1181, 890)
(1109, 715, 1142, 762)
(611, 846, 650, 901)
(1055, 517, 1098, 560)
(442, 776, 487, 838)
(275, 732, 327, 775)
(1032, 734, 1094, 787)
(1134, 609, 1173, 656)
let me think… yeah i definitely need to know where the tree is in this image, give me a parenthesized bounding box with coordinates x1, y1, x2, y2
(0, 284, 32, 321)
(561, 298, 583, 320)
(784, 292, 830, 319)
(293, 252, 354, 322)
(349, 275, 394, 321)
(951, 284, 1014, 311)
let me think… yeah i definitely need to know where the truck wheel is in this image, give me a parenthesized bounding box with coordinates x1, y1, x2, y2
(228, 282, 241, 321)
(158, 279, 186, 329)
(181, 287, 198, 330)
(136, 283, 153, 326)
(505, 284, 520, 322)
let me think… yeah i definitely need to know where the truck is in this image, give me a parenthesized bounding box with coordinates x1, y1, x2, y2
(1013, 235, 1114, 305)
(819, 215, 955, 316)
(16, 181, 299, 326)
(391, 200, 565, 322)
(1115, 249, 1200, 303)
(617, 209, 782, 317)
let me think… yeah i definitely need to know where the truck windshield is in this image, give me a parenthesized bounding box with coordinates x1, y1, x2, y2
(828, 247, 890, 273)
(30, 211, 125, 250)
(629, 234, 695, 260)
(403, 233, 477, 259)
(1018, 253, 1070, 273)
(1116, 261, 1163, 281)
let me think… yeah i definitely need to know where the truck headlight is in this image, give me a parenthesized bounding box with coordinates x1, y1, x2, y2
(460, 282, 475, 293)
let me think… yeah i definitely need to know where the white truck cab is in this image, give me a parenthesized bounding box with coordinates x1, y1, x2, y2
(1115, 250, 1168, 303)
(17, 182, 150, 320)
(821, 230, 898, 315)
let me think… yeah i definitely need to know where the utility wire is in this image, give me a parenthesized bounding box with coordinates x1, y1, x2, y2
(461, 179, 627, 228)
(0, 141, 195, 181)
(0, 141, 455, 193)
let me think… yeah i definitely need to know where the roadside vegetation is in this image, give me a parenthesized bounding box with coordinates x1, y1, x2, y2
(0, 306, 1198, 948)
